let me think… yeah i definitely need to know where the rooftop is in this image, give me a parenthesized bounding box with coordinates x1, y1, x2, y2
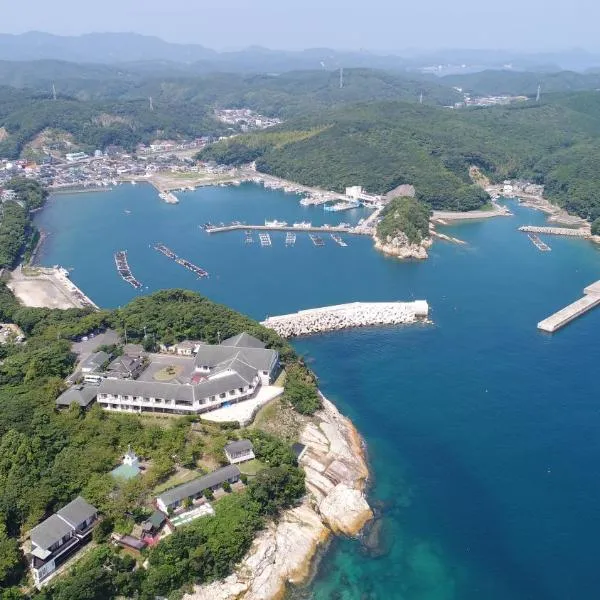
(56, 385, 98, 408)
(157, 465, 240, 507)
(80, 351, 110, 372)
(225, 439, 254, 454)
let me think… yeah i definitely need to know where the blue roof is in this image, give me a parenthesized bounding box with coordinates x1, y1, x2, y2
(110, 463, 141, 480)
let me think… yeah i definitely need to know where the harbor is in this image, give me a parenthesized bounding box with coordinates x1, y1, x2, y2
(153, 243, 209, 277)
(114, 251, 143, 289)
(261, 301, 430, 338)
(537, 280, 600, 332)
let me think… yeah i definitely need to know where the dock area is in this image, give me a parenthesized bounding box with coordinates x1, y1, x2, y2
(261, 301, 429, 338)
(519, 225, 590, 238)
(537, 280, 600, 332)
(8, 266, 98, 310)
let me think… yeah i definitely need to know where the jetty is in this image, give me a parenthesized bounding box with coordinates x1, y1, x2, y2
(204, 223, 373, 236)
(537, 280, 600, 333)
(519, 225, 590, 238)
(114, 251, 142, 289)
(153, 243, 208, 277)
(527, 234, 551, 252)
(261, 301, 429, 338)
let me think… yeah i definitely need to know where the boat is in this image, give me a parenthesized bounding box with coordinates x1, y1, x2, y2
(292, 221, 312, 229)
(528, 233, 551, 252)
(158, 191, 179, 204)
(259, 233, 272, 247)
(309, 234, 325, 247)
(264, 220, 288, 227)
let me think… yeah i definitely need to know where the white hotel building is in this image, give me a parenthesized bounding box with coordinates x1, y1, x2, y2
(96, 333, 278, 415)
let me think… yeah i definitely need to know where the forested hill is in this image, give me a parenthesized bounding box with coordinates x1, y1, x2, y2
(200, 93, 600, 218)
(441, 69, 600, 97)
(0, 68, 459, 159)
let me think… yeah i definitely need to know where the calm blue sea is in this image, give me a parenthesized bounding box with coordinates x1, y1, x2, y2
(35, 183, 600, 600)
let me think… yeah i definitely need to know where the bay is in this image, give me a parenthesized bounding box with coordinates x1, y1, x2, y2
(35, 183, 600, 600)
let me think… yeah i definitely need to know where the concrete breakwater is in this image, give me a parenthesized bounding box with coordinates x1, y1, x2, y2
(537, 280, 600, 333)
(519, 225, 590, 238)
(262, 301, 429, 338)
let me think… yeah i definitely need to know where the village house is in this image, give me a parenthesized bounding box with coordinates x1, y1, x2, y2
(156, 465, 241, 513)
(28, 497, 98, 587)
(224, 439, 255, 464)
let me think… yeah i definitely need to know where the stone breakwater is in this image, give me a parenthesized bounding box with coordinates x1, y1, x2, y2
(261, 301, 429, 338)
(184, 395, 373, 600)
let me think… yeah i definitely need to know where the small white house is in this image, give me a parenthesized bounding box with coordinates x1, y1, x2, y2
(224, 440, 255, 464)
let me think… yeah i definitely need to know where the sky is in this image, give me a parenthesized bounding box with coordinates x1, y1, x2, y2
(2, 0, 598, 52)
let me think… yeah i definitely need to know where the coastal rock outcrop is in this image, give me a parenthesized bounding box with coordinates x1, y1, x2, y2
(185, 395, 372, 600)
(373, 231, 432, 260)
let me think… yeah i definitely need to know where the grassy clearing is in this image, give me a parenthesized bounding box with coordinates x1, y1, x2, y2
(238, 459, 264, 477)
(153, 467, 200, 494)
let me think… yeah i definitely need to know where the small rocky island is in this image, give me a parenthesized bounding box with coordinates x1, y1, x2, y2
(373, 196, 433, 260)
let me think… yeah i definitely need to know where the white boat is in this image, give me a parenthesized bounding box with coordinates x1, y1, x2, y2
(264, 220, 288, 227)
(292, 221, 312, 228)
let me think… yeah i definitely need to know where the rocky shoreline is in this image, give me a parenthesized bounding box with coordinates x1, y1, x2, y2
(184, 395, 372, 600)
(373, 232, 433, 260)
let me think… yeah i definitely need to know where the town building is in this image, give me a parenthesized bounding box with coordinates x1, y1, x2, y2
(97, 333, 278, 415)
(28, 497, 98, 587)
(80, 351, 110, 384)
(156, 465, 241, 513)
(224, 439, 255, 464)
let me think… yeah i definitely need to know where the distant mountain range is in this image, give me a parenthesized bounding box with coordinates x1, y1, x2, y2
(1, 32, 600, 73)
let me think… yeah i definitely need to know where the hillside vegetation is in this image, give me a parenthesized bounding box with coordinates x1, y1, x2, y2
(0, 68, 460, 159)
(377, 197, 432, 244)
(0, 288, 318, 596)
(201, 93, 600, 218)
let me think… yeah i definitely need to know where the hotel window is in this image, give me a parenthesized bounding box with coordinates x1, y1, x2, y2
(219, 392, 226, 398)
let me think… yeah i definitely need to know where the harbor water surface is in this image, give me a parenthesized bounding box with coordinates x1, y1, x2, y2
(35, 183, 600, 600)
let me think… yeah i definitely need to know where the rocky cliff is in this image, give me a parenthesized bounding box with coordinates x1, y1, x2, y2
(373, 231, 433, 260)
(185, 395, 372, 600)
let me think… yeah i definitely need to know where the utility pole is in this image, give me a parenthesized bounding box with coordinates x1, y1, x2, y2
(339, 67, 344, 89)
(149, 96, 154, 112)
(536, 84, 541, 103)
(52, 83, 57, 101)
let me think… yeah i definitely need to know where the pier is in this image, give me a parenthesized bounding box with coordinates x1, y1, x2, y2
(261, 301, 429, 338)
(519, 225, 590, 238)
(114, 251, 142, 289)
(203, 223, 373, 236)
(537, 280, 600, 332)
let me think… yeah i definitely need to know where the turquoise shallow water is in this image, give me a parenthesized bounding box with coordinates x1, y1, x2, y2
(35, 184, 600, 600)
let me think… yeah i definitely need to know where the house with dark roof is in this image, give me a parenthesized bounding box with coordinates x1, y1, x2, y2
(28, 496, 98, 587)
(224, 439, 255, 464)
(156, 465, 241, 513)
(106, 354, 145, 379)
(55, 386, 97, 410)
(96, 332, 278, 416)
